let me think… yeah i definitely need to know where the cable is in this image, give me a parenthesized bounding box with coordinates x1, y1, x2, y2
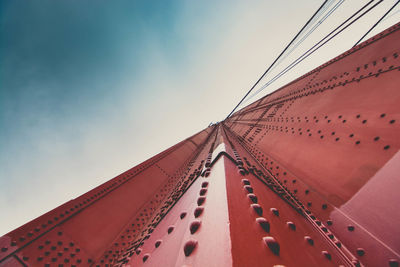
(225, 0, 328, 119)
(245, 0, 380, 104)
(247, 0, 375, 103)
(353, 0, 400, 47)
(271, 0, 345, 73)
(382, 8, 400, 21)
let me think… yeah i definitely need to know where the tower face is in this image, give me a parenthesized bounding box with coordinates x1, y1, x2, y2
(1, 23, 400, 267)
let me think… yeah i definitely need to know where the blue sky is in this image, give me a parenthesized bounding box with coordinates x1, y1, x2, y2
(1, 0, 399, 235)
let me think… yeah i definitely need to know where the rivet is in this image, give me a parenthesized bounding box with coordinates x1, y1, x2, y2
(136, 248, 142, 255)
(180, 212, 187, 219)
(256, 217, 270, 232)
(22, 256, 29, 261)
(263, 236, 280, 255)
(143, 253, 150, 262)
(304, 236, 314, 245)
(326, 220, 333, 226)
(1, 247, 7, 252)
(155, 240, 162, 248)
(322, 204, 328, 210)
(199, 188, 207, 196)
(287, 221, 296, 230)
(356, 248, 365, 256)
(190, 220, 201, 234)
(347, 225, 355, 231)
(270, 208, 279, 216)
(247, 193, 258, 203)
(305, 189, 309, 194)
(389, 259, 399, 267)
(251, 204, 263, 216)
(201, 182, 208, 188)
(194, 207, 204, 218)
(335, 241, 342, 248)
(242, 179, 250, 185)
(322, 251, 331, 260)
(183, 239, 198, 256)
(244, 185, 253, 193)
(197, 197, 206, 206)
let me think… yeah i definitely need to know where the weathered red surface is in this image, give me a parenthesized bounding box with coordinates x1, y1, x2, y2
(1, 22, 400, 267)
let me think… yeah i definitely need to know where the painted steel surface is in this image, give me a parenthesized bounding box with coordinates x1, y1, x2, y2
(1, 22, 400, 267)
(224, 22, 400, 267)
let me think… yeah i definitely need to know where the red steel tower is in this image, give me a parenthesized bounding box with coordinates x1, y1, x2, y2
(1, 22, 400, 267)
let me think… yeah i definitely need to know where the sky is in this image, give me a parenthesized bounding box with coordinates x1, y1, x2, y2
(1, 0, 399, 236)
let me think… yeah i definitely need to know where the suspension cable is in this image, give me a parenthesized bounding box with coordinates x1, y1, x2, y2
(271, 0, 345, 74)
(353, 0, 400, 47)
(244, 0, 381, 105)
(225, 0, 328, 119)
